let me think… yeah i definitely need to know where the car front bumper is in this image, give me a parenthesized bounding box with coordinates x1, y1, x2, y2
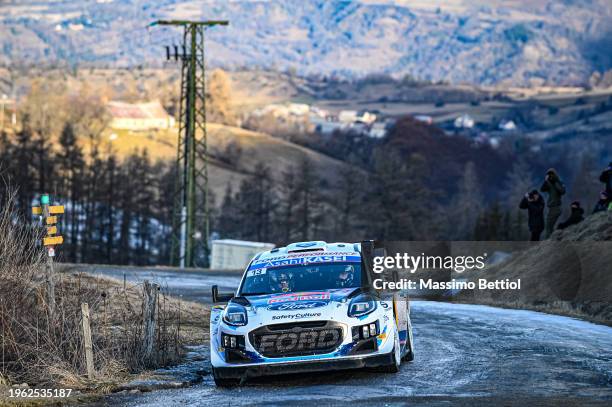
(213, 351, 394, 379)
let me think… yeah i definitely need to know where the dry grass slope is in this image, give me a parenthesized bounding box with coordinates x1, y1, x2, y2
(101, 123, 353, 202)
(459, 212, 612, 324)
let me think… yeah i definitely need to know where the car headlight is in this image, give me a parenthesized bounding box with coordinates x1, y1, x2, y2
(222, 303, 248, 326)
(348, 294, 377, 317)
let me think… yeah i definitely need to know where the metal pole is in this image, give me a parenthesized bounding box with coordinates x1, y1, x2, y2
(41, 194, 55, 321)
(185, 24, 197, 268)
(154, 20, 228, 268)
(179, 206, 187, 268)
(0, 95, 6, 130)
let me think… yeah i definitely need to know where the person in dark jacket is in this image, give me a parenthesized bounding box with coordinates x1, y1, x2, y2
(519, 190, 545, 241)
(600, 162, 612, 197)
(558, 201, 584, 230)
(593, 191, 610, 214)
(540, 168, 566, 237)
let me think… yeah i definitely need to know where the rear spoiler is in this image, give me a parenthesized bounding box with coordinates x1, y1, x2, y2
(360, 240, 387, 293)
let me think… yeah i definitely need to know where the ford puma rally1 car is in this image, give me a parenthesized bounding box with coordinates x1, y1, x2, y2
(210, 241, 414, 386)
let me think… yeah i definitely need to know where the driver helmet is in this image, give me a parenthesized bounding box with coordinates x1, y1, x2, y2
(337, 265, 355, 287)
(273, 271, 292, 292)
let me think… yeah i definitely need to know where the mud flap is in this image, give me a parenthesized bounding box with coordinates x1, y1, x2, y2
(393, 292, 409, 355)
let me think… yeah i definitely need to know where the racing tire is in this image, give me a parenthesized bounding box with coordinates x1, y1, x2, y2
(380, 332, 401, 373)
(403, 350, 414, 362)
(402, 326, 414, 362)
(212, 368, 241, 387)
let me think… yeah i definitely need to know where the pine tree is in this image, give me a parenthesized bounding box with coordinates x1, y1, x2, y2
(501, 158, 534, 240)
(294, 158, 319, 241)
(450, 162, 483, 240)
(570, 153, 601, 212)
(280, 166, 300, 243)
(12, 121, 36, 218)
(57, 123, 84, 261)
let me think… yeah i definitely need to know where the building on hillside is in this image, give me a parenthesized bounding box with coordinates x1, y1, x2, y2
(414, 115, 433, 125)
(339, 110, 377, 125)
(369, 122, 388, 138)
(454, 114, 475, 129)
(107, 100, 175, 131)
(498, 119, 517, 131)
(252, 103, 312, 119)
(338, 110, 358, 123)
(210, 239, 275, 270)
(315, 120, 345, 135)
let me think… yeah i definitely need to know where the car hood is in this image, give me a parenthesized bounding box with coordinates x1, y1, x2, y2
(244, 288, 360, 320)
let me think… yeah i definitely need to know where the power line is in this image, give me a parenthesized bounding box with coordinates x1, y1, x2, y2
(150, 19, 229, 269)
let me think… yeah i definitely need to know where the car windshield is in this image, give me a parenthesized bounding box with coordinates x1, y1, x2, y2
(240, 262, 361, 296)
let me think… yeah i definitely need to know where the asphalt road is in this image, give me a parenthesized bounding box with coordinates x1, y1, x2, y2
(88, 266, 242, 303)
(90, 267, 612, 406)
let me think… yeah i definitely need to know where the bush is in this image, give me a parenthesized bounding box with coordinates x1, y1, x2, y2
(0, 187, 182, 387)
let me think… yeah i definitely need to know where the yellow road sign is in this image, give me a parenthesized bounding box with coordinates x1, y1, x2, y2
(43, 236, 63, 246)
(49, 205, 65, 214)
(47, 226, 57, 235)
(32, 205, 64, 215)
(46, 216, 58, 225)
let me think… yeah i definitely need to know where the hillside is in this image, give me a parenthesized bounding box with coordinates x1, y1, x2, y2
(458, 211, 612, 324)
(100, 123, 353, 203)
(1, 0, 611, 86)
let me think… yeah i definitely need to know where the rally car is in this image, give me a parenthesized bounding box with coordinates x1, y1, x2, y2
(209, 241, 414, 386)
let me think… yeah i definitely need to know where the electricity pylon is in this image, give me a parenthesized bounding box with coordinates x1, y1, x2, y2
(151, 20, 229, 268)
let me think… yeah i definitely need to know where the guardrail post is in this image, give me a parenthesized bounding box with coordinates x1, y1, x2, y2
(143, 281, 159, 365)
(81, 303, 95, 379)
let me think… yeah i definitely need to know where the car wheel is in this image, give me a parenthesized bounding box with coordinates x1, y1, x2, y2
(380, 331, 401, 373)
(402, 323, 414, 362)
(212, 368, 241, 387)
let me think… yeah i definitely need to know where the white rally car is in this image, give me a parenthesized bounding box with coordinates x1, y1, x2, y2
(210, 241, 414, 386)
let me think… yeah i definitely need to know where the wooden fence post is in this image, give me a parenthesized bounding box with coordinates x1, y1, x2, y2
(143, 281, 159, 365)
(81, 303, 95, 379)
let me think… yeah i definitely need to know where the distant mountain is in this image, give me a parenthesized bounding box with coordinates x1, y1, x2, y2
(1, 0, 611, 86)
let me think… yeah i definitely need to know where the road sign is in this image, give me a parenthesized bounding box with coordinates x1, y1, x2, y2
(47, 226, 57, 235)
(32, 205, 64, 215)
(43, 236, 63, 246)
(48, 247, 55, 257)
(49, 205, 65, 214)
(46, 216, 58, 225)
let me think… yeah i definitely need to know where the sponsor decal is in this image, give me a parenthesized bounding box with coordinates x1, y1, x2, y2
(271, 312, 322, 320)
(256, 329, 341, 354)
(260, 252, 360, 262)
(267, 300, 328, 311)
(267, 292, 330, 304)
(250, 255, 361, 270)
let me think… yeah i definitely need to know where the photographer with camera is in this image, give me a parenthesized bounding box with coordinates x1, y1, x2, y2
(600, 162, 612, 197)
(519, 190, 545, 241)
(540, 168, 566, 238)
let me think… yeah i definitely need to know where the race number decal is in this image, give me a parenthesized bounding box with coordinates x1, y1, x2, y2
(247, 267, 267, 277)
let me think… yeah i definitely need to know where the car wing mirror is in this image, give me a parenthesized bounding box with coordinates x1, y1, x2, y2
(212, 285, 234, 303)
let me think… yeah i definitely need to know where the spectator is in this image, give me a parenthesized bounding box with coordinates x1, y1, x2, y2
(600, 162, 612, 196)
(558, 201, 585, 230)
(540, 168, 566, 237)
(593, 191, 610, 214)
(519, 190, 545, 241)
